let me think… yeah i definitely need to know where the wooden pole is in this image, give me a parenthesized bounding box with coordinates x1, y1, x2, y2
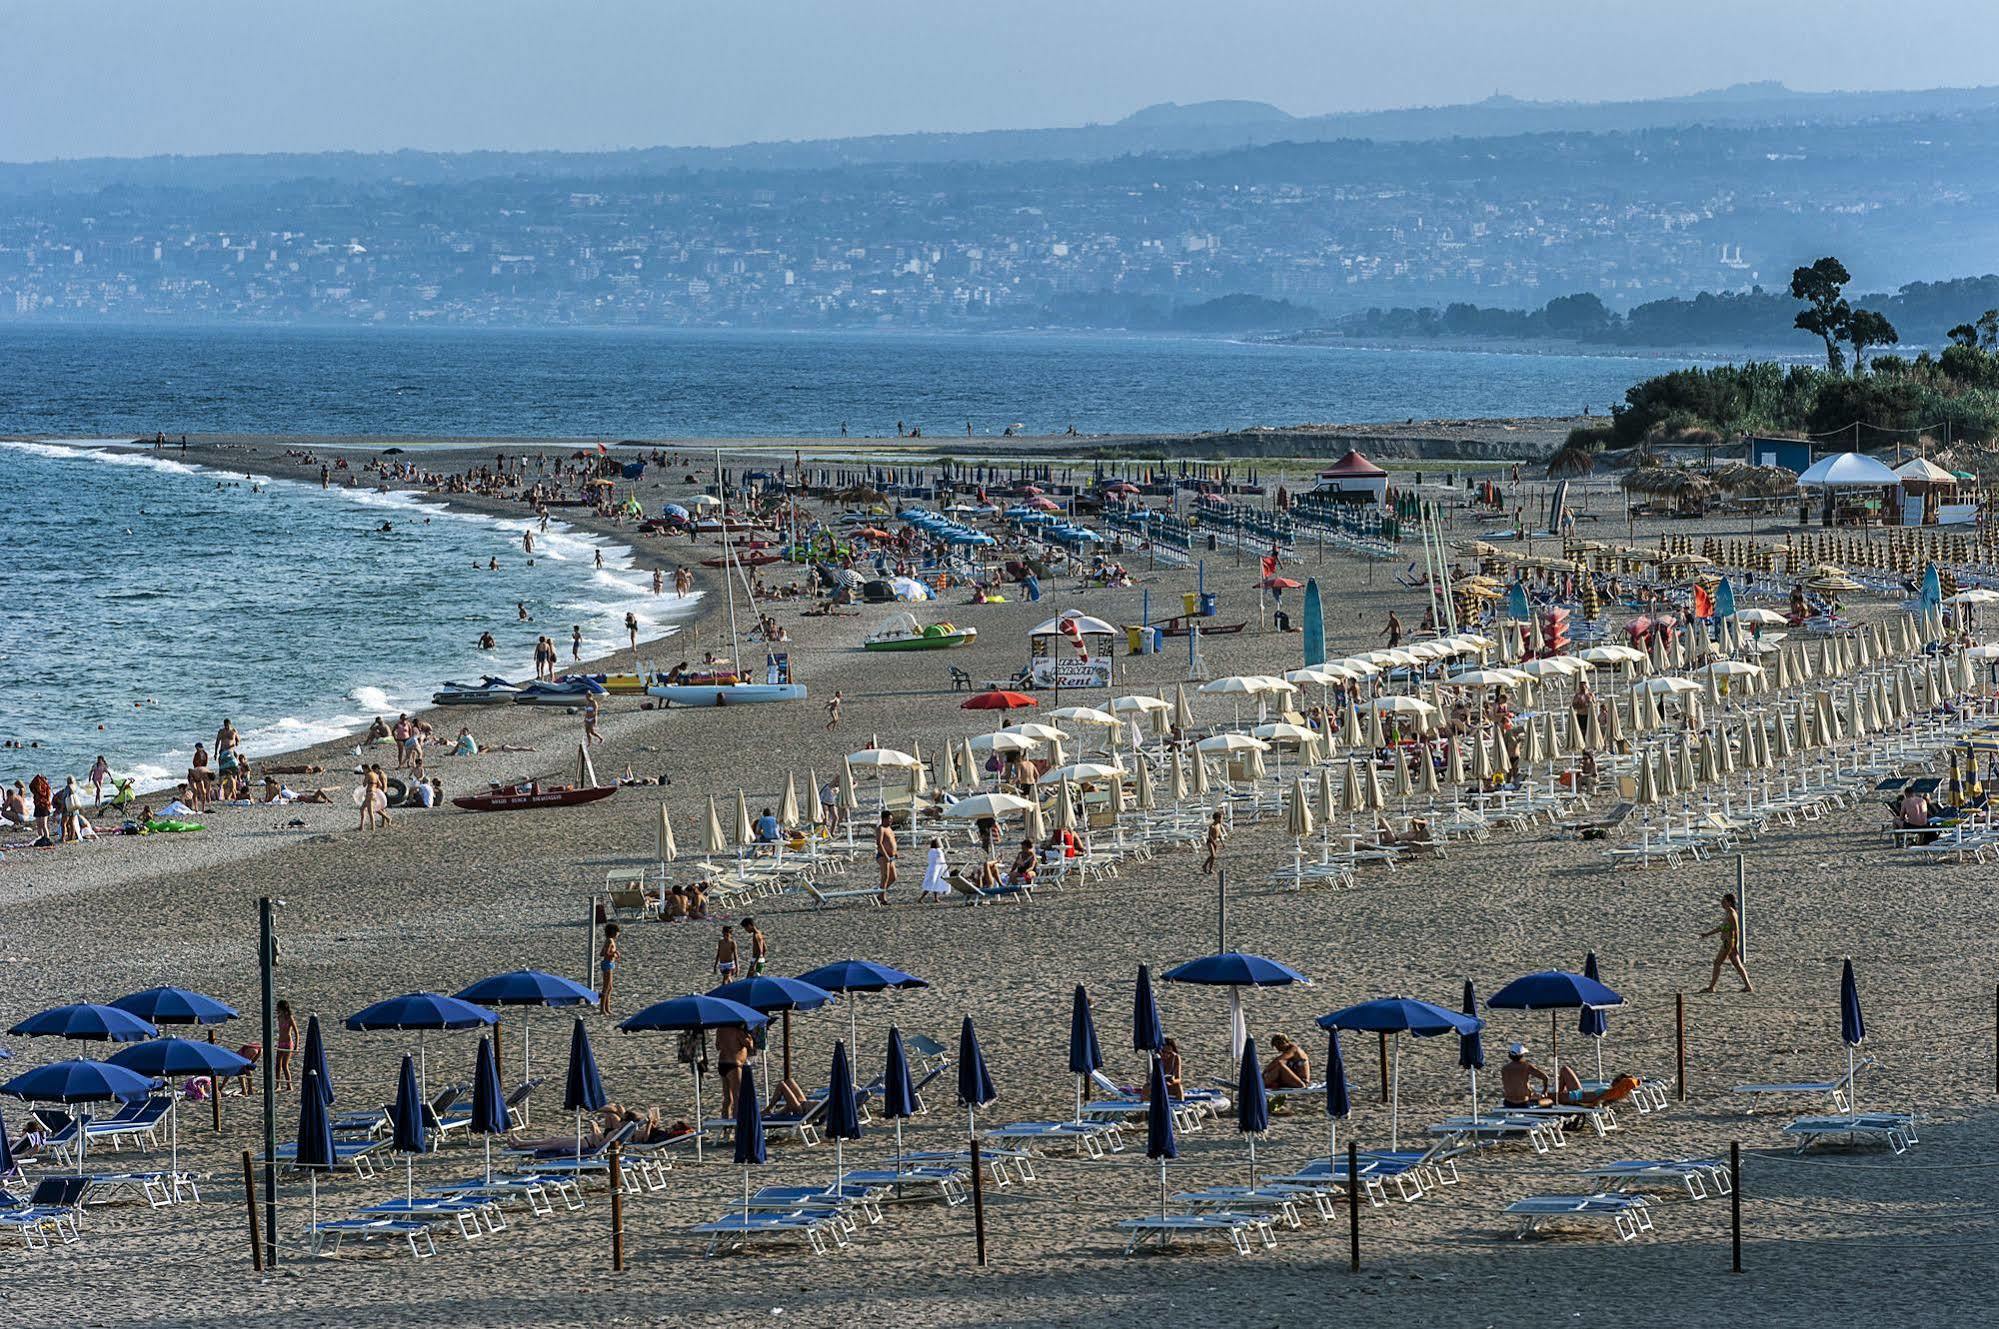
(1993, 984, 1998, 1097)
(1346, 1140, 1361, 1271)
(1730, 1140, 1742, 1273)
(970, 1136, 988, 1267)
(210, 1028, 222, 1132)
(1378, 1032, 1390, 1103)
(241, 1150, 264, 1272)
(1675, 992, 1687, 1103)
(609, 1144, 625, 1272)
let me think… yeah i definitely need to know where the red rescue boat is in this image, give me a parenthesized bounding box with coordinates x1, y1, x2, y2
(452, 782, 618, 813)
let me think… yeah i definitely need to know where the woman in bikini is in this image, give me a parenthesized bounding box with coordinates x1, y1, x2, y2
(1700, 892, 1752, 993)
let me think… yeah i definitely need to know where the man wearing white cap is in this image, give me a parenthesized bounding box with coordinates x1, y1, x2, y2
(1500, 1042, 1550, 1109)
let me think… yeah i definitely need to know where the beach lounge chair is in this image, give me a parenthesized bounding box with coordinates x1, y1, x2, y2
(1430, 1114, 1566, 1153)
(440, 1080, 539, 1134)
(758, 1098, 829, 1147)
(1735, 1058, 1877, 1112)
(512, 1120, 645, 1191)
(837, 1166, 969, 1206)
(903, 1147, 1036, 1187)
(1784, 1112, 1918, 1154)
(1581, 1158, 1731, 1200)
(1172, 1185, 1333, 1226)
(427, 1173, 582, 1217)
(1505, 1193, 1654, 1241)
(0, 1176, 90, 1248)
(84, 1096, 172, 1152)
(804, 880, 886, 909)
(358, 1195, 506, 1240)
(749, 1183, 884, 1228)
(307, 1217, 438, 1259)
(268, 1138, 384, 1178)
(982, 1120, 1125, 1159)
(1115, 1210, 1278, 1256)
(35, 1115, 90, 1167)
(77, 1169, 193, 1208)
(691, 1209, 851, 1257)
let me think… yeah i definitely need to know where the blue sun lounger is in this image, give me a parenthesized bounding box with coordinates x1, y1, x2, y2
(1581, 1158, 1731, 1200)
(358, 1195, 506, 1240)
(427, 1173, 582, 1217)
(1785, 1112, 1918, 1154)
(0, 1177, 90, 1249)
(1116, 1211, 1278, 1256)
(1505, 1193, 1654, 1241)
(268, 1139, 383, 1178)
(691, 1209, 850, 1256)
(902, 1146, 1036, 1187)
(308, 1217, 438, 1259)
(982, 1119, 1125, 1158)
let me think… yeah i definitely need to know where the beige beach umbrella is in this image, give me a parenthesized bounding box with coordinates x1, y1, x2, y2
(1244, 747, 1268, 782)
(1191, 750, 1211, 798)
(1772, 649, 1792, 691)
(807, 768, 823, 826)
(910, 740, 929, 797)
(577, 743, 599, 790)
(1364, 759, 1386, 812)
(1855, 631, 1873, 669)
(1520, 717, 1544, 768)
(1056, 777, 1079, 832)
(1024, 791, 1048, 843)
(1773, 710, 1795, 761)
(1341, 759, 1364, 814)
(1109, 767, 1128, 816)
(1698, 732, 1722, 785)
(1794, 644, 1814, 682)
(1173, 684, 1195, 732)
(1286, 779, 1315, 838)
(1169, 751, 1190, 803)
(1364, 702, 1387, 751)
(1315, 764, 1339, 826)
(1657, 744, 1678, 798)
(1417, 743, 1441, 796)
(734, 789, 754, 847)
(1818, 690, 1841, 743)
(1590, 700, 1612, 750)
(1133, 757, 1156, 812)
(1392, 746, 1414, 799)
(779, 772, 800, 828)
(1959, 648, 1978, 694)
(1495, 725, 1515, 777)
(1718, 722, 1738, 776)
(1634, 748, 1660, 807)
(702, 795, 728, 855)
(1444, 732, 1467, 786)
(1794, 702, 1815, 752)
(1648, 634, 1669, 676)
(1844, 688, 1867, 739)
(657, 804, 678, 866)
(1470, 729, 1492, 784)
(1626, 687, 1648, 737)
(840, 758, 859, 812)
(1343, 700, 1366, 748)
(962, 738, 982, 787)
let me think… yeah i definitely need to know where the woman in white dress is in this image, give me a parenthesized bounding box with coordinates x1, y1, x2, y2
(918, 837, 950, 902)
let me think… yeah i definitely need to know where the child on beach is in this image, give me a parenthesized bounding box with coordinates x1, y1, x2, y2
(743, 918, 768, 975)
(275, 1000, 297, 1091)
(599, 924, 621, 1015)
(715, 925, 739, 981)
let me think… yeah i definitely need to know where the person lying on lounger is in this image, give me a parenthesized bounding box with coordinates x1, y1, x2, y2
(1565, 1073, 1642, 1107)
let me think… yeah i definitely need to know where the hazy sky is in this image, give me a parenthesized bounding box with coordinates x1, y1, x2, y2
(5, 0, 1998, 160)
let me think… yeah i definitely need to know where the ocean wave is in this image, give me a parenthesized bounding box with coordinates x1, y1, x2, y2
(349, 685, 397, 712)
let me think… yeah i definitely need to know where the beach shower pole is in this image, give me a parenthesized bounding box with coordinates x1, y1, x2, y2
(1736, 854, 1748, 961)
(258, 896, 279, 1269)
(1216, 867, 1227, 953)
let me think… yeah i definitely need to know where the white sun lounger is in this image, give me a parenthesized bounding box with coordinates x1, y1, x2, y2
(358, 1195, 505, 1240)
(1171, 1186, 1326, 1226)
(1117, 1211, 1278, 1256)
(77, 1169, 196, 1208)
(308, 1217, 438, 1259)
(1785, 1112, 1918, 1154)
(691, 1209, 850, 1257)
(837, 1167, 969, 1206)
(1506, 1193, 1655, 1241)
(1581, 1158, 1730, 1200)
(1430, 1114, 1566, 1153)
(982, 1120, 1125, 1158)
(427, 1173, 582, 1217)
(903, 1147, 1035, 1187)
(1736, 1059, 1878, 1112)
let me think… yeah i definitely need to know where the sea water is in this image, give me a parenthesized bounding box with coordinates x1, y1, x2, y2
(0, 441, 699, 793)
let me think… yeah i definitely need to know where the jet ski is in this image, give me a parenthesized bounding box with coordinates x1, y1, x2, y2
(513, 676, 610, 706)
(432, 676, 522, 706)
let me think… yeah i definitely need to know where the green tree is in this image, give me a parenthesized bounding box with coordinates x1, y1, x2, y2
(1847, 308, 1899, 373)
(1791, 256, 1852, 374)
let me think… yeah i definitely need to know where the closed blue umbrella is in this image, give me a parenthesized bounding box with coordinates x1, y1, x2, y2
(1235, 1037, 1269, 1186)
(1325, 1029, 1351, 1160)
(881, 1027, 917, 1174)
(456, 969, 597, 1092)
(110, 986, 238, 1026)
(390, 1053, 428, 1202)
(9, 1002, 157, 1043)
(0, 1106, 14, 1178)
(1840, 958, 1865, 1115)
(956, 1016, 997, 1135)
(1579, 953, 1608, 1079)
(1144, 1052, 1177, 1217)
(296, 1066, 336, 1233)
(1318, 997, 1481, 1149)
(1487, 969, 1622, 1111)
(1459, 979, 1486, 1121)
(1068, 984, 1103, 1122)
(620, 994, 767, 1164)
(826, 1040, 863, 1186)
(107, 1038, 252, 1188)
(301, 1014, 335, 1106)
(470, 1036, 507, 1184)
(732, 1057, 765, 1225)
(1132, 964, 1164, 1056)
(563, 1016, 607, 1171)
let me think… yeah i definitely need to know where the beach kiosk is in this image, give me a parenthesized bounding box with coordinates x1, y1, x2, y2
(1797, 451, 1898, 527)
(1310, 449, 1390, 509)
(1028, 609, 1117, 690)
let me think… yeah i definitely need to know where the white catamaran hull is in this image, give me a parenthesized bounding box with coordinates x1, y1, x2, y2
(646, 683, 808, 707)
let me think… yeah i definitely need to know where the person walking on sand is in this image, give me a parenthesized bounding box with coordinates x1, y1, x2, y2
(1700, 892, 1752, 993)
(825, 691, 842, 731)
(1382, 610, 1404, 650)
(714, 924, 740, 982)
(583, 695, 605, 746)
(1201, 810, 1225, 874)
(874, 812, 898, 903)
(743, 917, 768, 975)
(597, 924, 621, 1015)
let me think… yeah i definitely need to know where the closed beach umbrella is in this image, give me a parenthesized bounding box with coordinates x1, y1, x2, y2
(826, 1039, 864, 1186)
(1444, 733, 1467, 786)
(1023, 791, 1048, 843)
(390, 1052, 429, 1202)
(105, 1037, 249, 1187)
(732, 1057, 766, 1225)
(911, 740, 929, 797)
(1132, 964, 1164, 1056)
(1235, 1037, 1270, 1186)
(1144, 1053, 1177, 1218)
(469, 1035, 507, 1184)
(1173, 684, 1195, 732)
(1325, 1029, 1351, 1160)
(1133, 758, 1156, 812)
(1459, 979, 1485, 1120)
(956, 1016, 997, 1135)
(562, 1016, 607, 1169)
(1364, 760, 1386, 814)
(1840, 958, 1866, 1114)
(1056, 777, 1078, 832)
(1342, 700, 1365, 748)
(734, 789, 754, 848)
(840, 759, 859, 814)
(0, 1106, 13, 1178)
(301, 1013, 335, 1106)
(1168, 752, 1189, 803)
(779, 773, 800, 829)
(881, 1027, 918, 1174)
(1191, 749, 1211, 798)
(702, 795, 728, 855)
(657, 804, 678, 868)
(1392, 746, 1414, 799)
(296, 1066, 336, 1235)
(1068, 984, 1104, 1122)
(1579, 952, 1609, 1080)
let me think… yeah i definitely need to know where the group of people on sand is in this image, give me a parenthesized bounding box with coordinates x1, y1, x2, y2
(1135, 1032, 1313, 1101)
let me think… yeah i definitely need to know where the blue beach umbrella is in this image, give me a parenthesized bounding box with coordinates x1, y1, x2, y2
(1163, 951, 1311, 1065)
(1132, 964, 1164, 1057)
(9, 1002, 157, 1043)
(1579, 953, 1609, 1079)
(1068, 984, 1104, 1122)
(110, 987, 239, 1027)
(1840, 958, 1865, 1114)
(1235, 1037, 1270, 1186)
(469, 1036, 507, 1184)
(956, 1017, 997, 1135)
(1459, 979, 1486, 1120)
(881, 1027, 917, 1174)
(709, 974, 836, 1099)
(390, 1053, 429, 1203)
(455, 969, 596, 1091)
(0, 1105, 14, 1179)
(1144, 1052, 1177, 1217)
(296, 1066, 336, 1233)
(107, 1037, 252, 1186)
(347, 991, 497, 1095)
(733, 1057, 766, 1225)
(826, 1040, 864, 1186)
(1325, 1029, 1351, 1160)
(620, 994, 767, 1164)
(563, 1016, 607, 1169)
(300, 1014, 335, 1106)
(1, 1058, 159, 1172)
(793, 959, 926, 1051)
(1317, 997, 1481, 1149)
(1486, 969, 1623, 1106)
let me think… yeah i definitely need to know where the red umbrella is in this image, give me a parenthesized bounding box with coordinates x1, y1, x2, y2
(1261, 576, 1303, 590)
(962, 691, 1037, 711)
(1028, 497, 1061, 512)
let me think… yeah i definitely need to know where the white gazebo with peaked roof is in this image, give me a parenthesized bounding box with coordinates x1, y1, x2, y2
(1797, 452, 1898, 488)
(1311, 449, 1390, 507)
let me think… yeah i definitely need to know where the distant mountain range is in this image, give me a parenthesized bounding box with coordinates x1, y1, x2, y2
(7, 82, 1999, 193)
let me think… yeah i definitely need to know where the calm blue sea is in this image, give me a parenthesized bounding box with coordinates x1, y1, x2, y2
(0, 324, 1663, 439)
(0, 440, 698, 794)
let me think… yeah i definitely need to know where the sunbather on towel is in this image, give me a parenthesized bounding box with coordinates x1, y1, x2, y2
(1500, 1043, 1551, 1108)
(1567, 1073, 1641, 1107)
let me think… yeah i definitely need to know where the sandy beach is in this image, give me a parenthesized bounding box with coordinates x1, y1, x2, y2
(4, 441, 1995, 1328)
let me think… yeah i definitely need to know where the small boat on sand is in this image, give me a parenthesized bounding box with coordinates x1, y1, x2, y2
(863, 612, 977, 652)
(432, 677, 521, 706)
(452, 781, 617, 813)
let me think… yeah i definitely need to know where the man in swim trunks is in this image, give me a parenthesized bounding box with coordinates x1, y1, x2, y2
(742, 918, 768, 975)
(875, 812, 898, 903)
(1499, 1043, 1549, 1108)
(714, 924, 740, 982)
